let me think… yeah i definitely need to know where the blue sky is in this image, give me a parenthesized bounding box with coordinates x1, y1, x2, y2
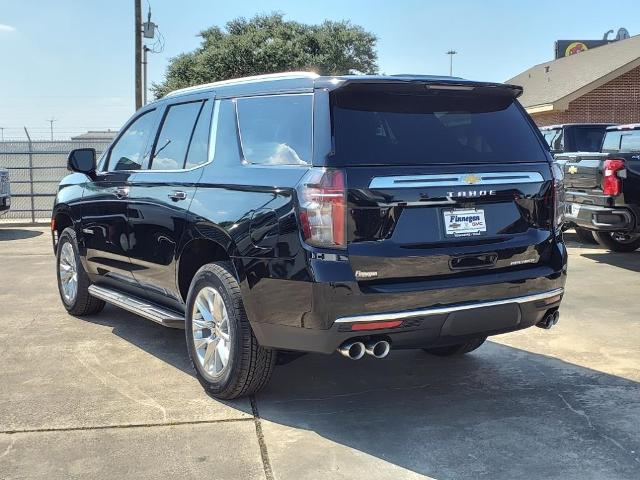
(0, 0, 637, 139)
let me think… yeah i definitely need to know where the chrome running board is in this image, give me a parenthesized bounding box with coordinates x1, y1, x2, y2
(335, 288, 564, 324)
(88, 285, 185, 329)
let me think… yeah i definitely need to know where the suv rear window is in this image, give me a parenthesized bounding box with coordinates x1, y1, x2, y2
(329, 85, 547, 165)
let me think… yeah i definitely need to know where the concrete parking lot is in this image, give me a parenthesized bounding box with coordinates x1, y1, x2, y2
(0, 227, 638, 479)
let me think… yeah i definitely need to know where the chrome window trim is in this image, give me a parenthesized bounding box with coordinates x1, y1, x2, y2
(369, 171, 544, 189)
(334, 288, 563, 324)
(97, 100, 220, 175)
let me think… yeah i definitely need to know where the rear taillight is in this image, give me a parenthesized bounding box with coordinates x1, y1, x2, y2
(602, 158, 626, 196)
(551, 162, 565, 231)
(296, 168, 346, 248)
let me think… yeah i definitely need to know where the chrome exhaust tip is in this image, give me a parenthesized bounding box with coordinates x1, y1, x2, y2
(365, 339, 391, 358)
(537, 310, 560, 330)
(338, 341, 366, 360)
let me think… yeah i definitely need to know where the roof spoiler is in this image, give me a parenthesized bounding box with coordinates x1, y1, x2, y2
(324, 78, 523, 99)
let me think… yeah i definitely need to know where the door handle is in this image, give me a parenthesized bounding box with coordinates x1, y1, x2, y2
(168, 190, 187, 201)
(114, 186, 129, 199)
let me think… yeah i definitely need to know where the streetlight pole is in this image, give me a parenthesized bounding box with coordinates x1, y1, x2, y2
(135, 0, 142, 110)
(47, 117, 57, 141)
(446, 50, 458, 76)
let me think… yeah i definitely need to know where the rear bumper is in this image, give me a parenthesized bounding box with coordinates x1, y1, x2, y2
(251, 287, 564, 354)
(565, 203, 636, 232)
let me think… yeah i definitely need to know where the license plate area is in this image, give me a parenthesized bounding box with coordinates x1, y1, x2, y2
(443, 208, 487, 237)
(565, 203, 580, 218)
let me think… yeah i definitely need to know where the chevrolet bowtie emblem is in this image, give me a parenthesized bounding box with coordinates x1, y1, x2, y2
(463, 174, 481, 185)
(568, 166, 578, 174)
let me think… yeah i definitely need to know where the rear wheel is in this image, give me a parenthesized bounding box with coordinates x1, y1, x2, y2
(574, 227, 596, 244)
(423, 337, 487, 357)
(56, 227, 105, 315)
(185, 262, 276, 399)
(593, 231, 640, 252)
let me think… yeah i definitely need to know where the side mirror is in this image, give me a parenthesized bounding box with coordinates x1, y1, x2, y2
(68, 148, 96, 174)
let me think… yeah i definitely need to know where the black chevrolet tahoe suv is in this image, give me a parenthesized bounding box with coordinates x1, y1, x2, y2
(557, 124, 640, 251)
(52, 73, 567, 399)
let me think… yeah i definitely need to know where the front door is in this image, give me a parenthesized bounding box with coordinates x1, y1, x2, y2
(126, 98, 214, 308)
(81, 108, 159, 289)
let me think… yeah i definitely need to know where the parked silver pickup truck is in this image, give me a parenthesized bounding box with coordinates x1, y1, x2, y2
(0, 169, 10, 215)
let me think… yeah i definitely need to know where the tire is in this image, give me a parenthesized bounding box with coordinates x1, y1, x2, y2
(574, 227, 596, 244)
(185, 262, 276, 399)
(56, 227, 105, 315)
(593, 231, 640, 252)
(423, 337, 487, 357)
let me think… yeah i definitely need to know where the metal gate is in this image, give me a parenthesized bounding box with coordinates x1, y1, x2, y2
(0, 139, 111, 223)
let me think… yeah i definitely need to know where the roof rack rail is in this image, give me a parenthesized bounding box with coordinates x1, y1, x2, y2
(165, 71, 320, 97)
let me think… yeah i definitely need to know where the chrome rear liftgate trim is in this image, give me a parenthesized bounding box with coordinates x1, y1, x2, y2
(88, 285, 185, 329)
(335, 288, 564, 324)
(369, 172, 544, 189)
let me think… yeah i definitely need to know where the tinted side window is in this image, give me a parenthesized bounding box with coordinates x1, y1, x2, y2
(150, 101, 203, 170)
(543, 129, 563, 152)
(108, 110, 156, 171)
(185, 100, 214, 169)
(236, 94, 313, 165)
(620, 131, 640, 152)
(602, 131, 624, 153)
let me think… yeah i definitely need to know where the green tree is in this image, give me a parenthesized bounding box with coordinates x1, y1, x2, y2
(152, 13, 378, 98)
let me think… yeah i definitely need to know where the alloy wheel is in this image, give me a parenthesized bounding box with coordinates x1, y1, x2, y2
(191, 286, 231, 378)
(58, 242, 78, 304)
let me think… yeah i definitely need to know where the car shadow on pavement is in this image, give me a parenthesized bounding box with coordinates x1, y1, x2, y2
(86, 304, 195, 377)
(81, 306, 640, 479)
(561, 230, 601, 249)
(0, 228, 43, 241)
(581, 251, 640, 273)
(256, 343, 640, 480)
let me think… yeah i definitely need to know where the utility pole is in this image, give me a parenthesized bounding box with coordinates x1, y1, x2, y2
(135, 0, 142, 110)
(446, 50, 458, 76)
(0, 127, 4, 141)
(47, 117, 57, 141)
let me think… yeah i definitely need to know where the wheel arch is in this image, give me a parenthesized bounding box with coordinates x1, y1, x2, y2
(176, 225, 245, 303)
(51, 205, 76, 252)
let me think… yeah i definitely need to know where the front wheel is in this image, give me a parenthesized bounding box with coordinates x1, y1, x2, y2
(423, 337, 487, 357)
(56, 227, 105, 316)
(593, 231, 640, 252)
(185, 262, 276, 399)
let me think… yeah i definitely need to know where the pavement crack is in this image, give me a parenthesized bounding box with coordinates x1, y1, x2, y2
(0, 436, 16, 460)
(74, 349, 168, 421)
(557, 393, 640, 464)
(557, 393, 593, 429)
(250, 395, 274, 480)
(0, 418, 253, 435)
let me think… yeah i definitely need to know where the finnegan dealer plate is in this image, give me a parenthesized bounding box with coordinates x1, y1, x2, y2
(443, 209, 487, 237)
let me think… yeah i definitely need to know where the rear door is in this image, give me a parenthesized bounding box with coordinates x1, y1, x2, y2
(327, 82, 556, 283)
(126, 98, 215, 307)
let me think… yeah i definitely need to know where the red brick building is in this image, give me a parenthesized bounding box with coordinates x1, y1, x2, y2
(507, 35, 640, 126)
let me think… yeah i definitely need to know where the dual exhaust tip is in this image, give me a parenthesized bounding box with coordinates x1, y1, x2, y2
(338, 339, 391, 360)
(536, 310, 560, 330)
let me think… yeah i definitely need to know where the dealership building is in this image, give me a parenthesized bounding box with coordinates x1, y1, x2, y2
(507, 34, 640, 126)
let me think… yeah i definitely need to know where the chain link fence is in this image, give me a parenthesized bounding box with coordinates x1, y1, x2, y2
(0, 140, 111, 224)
